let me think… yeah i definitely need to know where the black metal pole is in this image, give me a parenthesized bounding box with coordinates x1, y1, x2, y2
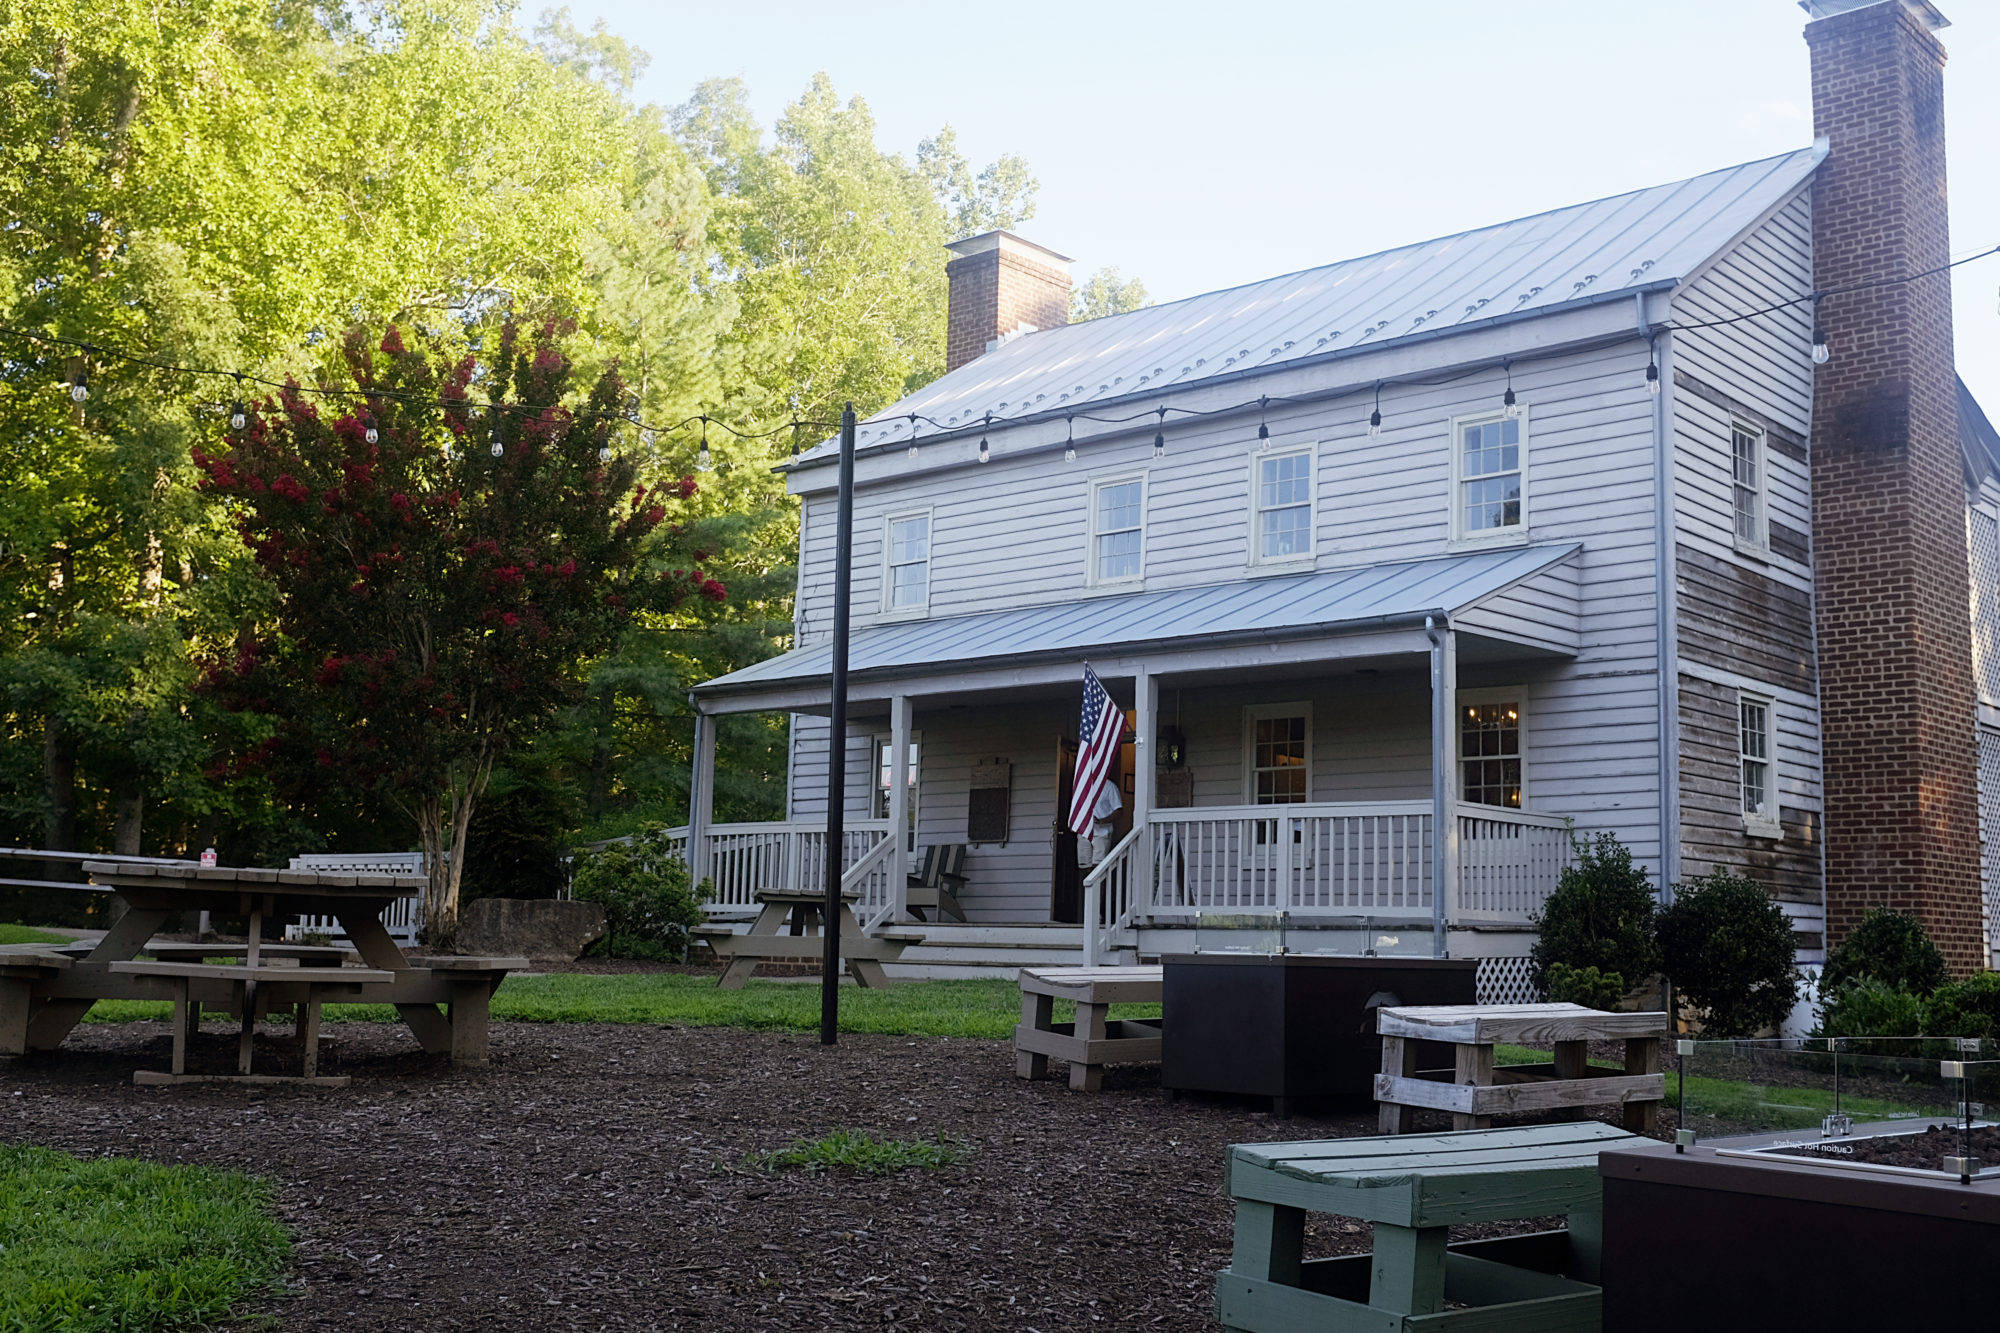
(821, 403, 857, 1046)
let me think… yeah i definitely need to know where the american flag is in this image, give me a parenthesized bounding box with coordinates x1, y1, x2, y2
(1067, 665, 1121, 835)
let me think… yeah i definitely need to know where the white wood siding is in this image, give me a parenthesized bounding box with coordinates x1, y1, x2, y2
(1671, 192, 1815, 439)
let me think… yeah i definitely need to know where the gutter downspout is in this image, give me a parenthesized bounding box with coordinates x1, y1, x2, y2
(1426, 615, 1455, 957)
(1643, 291, 1683, 899)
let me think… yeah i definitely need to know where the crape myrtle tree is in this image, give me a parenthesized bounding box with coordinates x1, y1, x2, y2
(193, 321, 718, 942)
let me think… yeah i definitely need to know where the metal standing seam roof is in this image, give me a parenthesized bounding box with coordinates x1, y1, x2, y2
(696, 543, 1580, 697)
(794, 146, 1823, 462)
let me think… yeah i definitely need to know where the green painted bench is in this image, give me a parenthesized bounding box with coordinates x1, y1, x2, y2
(1217, 1122, 1648, 1333)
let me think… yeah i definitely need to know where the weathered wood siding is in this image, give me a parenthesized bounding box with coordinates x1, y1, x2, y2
(789, 338, 1672, 872)
(1668, 190, 1824, 943)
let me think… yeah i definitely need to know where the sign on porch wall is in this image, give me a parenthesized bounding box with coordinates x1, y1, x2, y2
(1157, 767, 1194, 809)
(968, 759, 1012, 845)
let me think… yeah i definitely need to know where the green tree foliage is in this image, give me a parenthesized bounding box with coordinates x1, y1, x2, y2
(1071, 267, 1152, 322)
(193, 321, 704, 941)
(568, 826, 705, 959)
(1656, 870, 1799, 1038)
(1545, 963, 1625, 1011)
(1822, 906, 1950, 996)
(1529, 832, 1657, 990)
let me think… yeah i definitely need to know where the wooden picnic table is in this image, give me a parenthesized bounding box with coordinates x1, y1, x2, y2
(1373, 1003, 1667, 1135)
(1219, 1122, 1648, 1332)
(0, 860, 526, 1079)
(1013, 965, 1163, 1091)
(694, 888, 922, 989)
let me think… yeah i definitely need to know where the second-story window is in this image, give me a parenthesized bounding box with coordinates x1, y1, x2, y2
(1091, 476, 1144, 584)
(883, 510, 930, 611)
(1732, 420, 1767, 550)
(1454, 412, 1526, 540)
(1255, 449, 1314, 563)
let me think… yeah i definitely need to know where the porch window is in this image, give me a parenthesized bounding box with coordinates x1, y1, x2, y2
(884, 510, 930, 611)
(1732, 420, 1766, 550)
(1454, 412, 1525, 539)
(1740, 694, 1779, 835)
(872, 735, 921, 846)
(1091, 476, 1145, 584)
(1245, 705, 1311, 804)
(1254, 449, 1313, 563)
(1459, 702, 1522, 808)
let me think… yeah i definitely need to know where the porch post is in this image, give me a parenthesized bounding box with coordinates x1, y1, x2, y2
(1133, 668, 1157, 828)
(888, 693, 913, 921)
(688, 704, 716, 887)
(1427, 618, 1458, 958)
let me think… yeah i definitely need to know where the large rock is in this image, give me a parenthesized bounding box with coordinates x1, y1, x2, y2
(456, 898, 606, 960)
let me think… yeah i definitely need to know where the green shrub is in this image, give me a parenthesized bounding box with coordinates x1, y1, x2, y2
(1822, 907, 1949, 996)
(1529, 832, 1657, 990)
(1924, 971, 2000, 1041)
(1816, 977, 1926, 1045)
(569, 827, 706, 961)
(1545, 963, 1626, 1010)
(1656, 870, 1798, 1038)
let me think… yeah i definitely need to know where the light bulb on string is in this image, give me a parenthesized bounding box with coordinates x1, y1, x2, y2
(1645, 360, 1660, 396)
(598, 443, 613, 462)
(489, 410, 503, 457)
(230, 401, 247, 432)
(69, 371, 87, 404)
(697, 417, 713, 472)
(1153, 405, 1167, 459)
(977, 435, 990, 464)
(1812, 328, 1831, 365)
(1368, 383, 1382, 438)
(1257, 395, 1270, 446)
(1064, 414, 1076, 464)
(908, 413, 919, 461)
(1501, 363, 1520, 419)
(363, 412, 379, 446)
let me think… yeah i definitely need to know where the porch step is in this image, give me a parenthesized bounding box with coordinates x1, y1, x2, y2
(882, 923, 1121, 980)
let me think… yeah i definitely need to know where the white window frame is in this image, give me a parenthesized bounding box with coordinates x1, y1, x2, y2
(1448, 406, 1530, 548)
(1088, 472, 1147, 587)
(870, 730, 923, 850)
(1248, 445, 1317, 568)
(1240, 702, 1313, 868)
(879, 507, 933, 615)
(1738, 692, 1781, 838)
(1730, 419, 1769, 556)
(1455, 688, 1529, 809)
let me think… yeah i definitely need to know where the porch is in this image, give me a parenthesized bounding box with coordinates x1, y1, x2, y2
(682, 543, 1588, 974)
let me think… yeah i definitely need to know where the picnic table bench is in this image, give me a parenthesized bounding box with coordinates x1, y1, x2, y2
(108, 960, 392, 1086)
(1374, 1003, 1667, 1135)
(141, 941, 356, 968)
(694, 888, 922, 989)
(1218, 1122, 1648, 1332)
(1013, 965, 1163, 1091)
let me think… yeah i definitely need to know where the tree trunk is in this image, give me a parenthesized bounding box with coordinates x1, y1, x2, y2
(420, 754, 495, 950)
(113, 777, 143, 856)
(584, 688, 615, 821)
(43, 717, 76, 852)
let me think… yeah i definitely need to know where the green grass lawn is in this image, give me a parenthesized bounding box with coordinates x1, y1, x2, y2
(80, 973, 1161, 1040)
(0, 1144, 289, 1333)
(0, 922, 69, 946)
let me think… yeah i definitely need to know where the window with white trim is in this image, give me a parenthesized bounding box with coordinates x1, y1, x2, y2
(1732, 420, 1767, 550)
(1254, 449, 1314, 563)
(1453, 410, 1526, 540)
(1459, 699, 1523, 809)
(871, 733, 921, 847)
(883, 510, 931, 611)
(1090, 476, 1145, 584)
(1739, 694, 1779, 835)
(1244, 704, 1311, 805)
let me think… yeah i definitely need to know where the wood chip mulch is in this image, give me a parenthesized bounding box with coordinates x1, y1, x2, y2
(2, 1020, 1614, 1331)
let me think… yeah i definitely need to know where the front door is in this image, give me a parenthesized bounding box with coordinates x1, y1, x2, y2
(1051, 737, 1082, 924)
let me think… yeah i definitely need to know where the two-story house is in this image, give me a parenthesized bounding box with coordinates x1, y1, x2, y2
(679, 0, 2000, 991)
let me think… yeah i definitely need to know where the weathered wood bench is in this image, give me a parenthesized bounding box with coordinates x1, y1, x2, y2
(1013, 965, 1163, 1091)
(1218, 1122, 1648, 1332)
(402, 955, 528, 1064)
(107, 960, 391, 1086)
(1374, 1003, 1666, 1135)
(0, 950, 73, 1052)
(143, 941, 356, 968)
(695, 889, 921, 989)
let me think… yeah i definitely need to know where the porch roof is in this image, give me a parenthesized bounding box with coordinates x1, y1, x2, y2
(697, 542, 1580, 704)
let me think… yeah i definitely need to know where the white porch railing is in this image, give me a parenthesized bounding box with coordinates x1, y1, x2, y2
(1083, 802, 1572, 962)
(668, 819, 900, 926)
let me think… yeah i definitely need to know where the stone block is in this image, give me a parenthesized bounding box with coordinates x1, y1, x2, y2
(456, 898, 606, 960)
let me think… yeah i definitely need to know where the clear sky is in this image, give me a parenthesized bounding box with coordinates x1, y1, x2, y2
(558, 0, 2000, 409)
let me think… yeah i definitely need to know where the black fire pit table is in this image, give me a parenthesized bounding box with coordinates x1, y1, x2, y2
(1161, 952, 1476, 1116)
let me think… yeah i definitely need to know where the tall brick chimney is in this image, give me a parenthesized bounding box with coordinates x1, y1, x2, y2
(943, 231, 1072, 373)
(1805, 0, 1985, 971)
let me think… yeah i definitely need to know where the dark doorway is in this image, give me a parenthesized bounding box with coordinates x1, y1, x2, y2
(1051, 736, 1081, 924)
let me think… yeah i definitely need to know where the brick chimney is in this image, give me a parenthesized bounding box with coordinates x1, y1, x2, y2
(1805, 0, 1985, 971)
(943, 232, 1072, 373)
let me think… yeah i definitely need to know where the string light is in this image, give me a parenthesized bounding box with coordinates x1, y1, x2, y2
(1153, 405, 1167, 459)
(598, 443, 613, 462)
(1064, 414, 1076, 464)
(69, 369, 87, 404)
(1645, 359, 1660, 396)
(363, 412, 379, 445)
(1369, 383, 1382, 438)
(907, 413, 919, 461)
(229, 372, 246, 430)
(489, 410, 503, 457)
(978, 413, 992, 464)
(1502, 362, 1520, 419)
(1256, 395, 1270, 445)
(696, 416, 713, 471)
(1810, 295, 1830, 365)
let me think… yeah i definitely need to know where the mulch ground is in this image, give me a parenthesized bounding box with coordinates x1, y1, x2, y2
(2, 1019, 1637, 1332)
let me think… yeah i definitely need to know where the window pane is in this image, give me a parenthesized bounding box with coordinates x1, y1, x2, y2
(1459, 702, 1521, 807)
(1098, 481, 1142, 532)
(1252, 713, 1308, 804)
(889, 516, 928, 564)
(890, 563, 926, 607)
(1098, 529, 1140, 580)
(1261, 504, 1311, 559)
(1462, 475, 1523, 531)
(1259, 454, 1312, 509)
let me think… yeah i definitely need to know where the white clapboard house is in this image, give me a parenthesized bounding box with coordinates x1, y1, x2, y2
(678, 0, 2000, 985)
